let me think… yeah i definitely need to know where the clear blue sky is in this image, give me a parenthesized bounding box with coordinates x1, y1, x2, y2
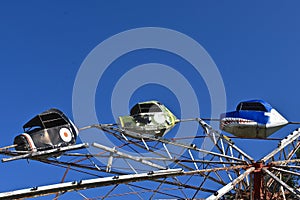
(0, 1, 300, 199)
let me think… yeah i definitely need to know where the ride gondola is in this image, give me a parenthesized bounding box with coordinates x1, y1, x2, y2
(118, 101, 178, 137)
(14, 108, 79, 152)
(220, 100, 288, 138)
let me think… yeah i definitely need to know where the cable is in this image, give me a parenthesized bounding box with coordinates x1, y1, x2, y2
(288, 122, 300, 125)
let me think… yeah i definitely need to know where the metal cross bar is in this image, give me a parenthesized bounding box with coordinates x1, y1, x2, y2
(196, 118, 254, 162)
(1, 143, 89, 162)
(261, 129, 300, 163)
(0, 164, 250, 200)
(206, 167, 255, 200)
(100, 126, 247, 163)
(91, 123, 254, 163)
(262, 168, 300, 199)
(271, 167, 300, 177)
(0, 168, 183, 200)
(92, 142, 166, 170)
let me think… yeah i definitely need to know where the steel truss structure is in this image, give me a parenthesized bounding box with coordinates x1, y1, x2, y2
(0, 119, 300, 199)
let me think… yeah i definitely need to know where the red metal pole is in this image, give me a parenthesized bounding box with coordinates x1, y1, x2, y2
(253, 162, 264, 200)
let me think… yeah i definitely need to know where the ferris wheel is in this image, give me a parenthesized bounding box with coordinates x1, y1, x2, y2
(0, 100, 299, 200)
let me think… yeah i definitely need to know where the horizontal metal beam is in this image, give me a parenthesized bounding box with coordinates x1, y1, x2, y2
(271, 167, 300, 177)
(0, 168, 183, 199)
(269, 159, 300, 166)
(2, 143, 89, 162)
(0, 164, 250, 199)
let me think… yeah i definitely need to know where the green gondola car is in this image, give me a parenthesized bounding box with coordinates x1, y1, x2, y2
(118, 101, 178, 137)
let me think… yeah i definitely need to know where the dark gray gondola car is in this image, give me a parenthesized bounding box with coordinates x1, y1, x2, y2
(14, 109, 79, 152)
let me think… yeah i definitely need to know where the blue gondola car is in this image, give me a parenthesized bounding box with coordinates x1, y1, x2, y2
(14, 108, 79, 152)
(220, 100, 288, 138)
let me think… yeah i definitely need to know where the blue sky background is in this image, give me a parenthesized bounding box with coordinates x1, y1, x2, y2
(0, 1, 300, 199)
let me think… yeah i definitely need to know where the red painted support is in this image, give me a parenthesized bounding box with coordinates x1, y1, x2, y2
(253, 162, 264, 200)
